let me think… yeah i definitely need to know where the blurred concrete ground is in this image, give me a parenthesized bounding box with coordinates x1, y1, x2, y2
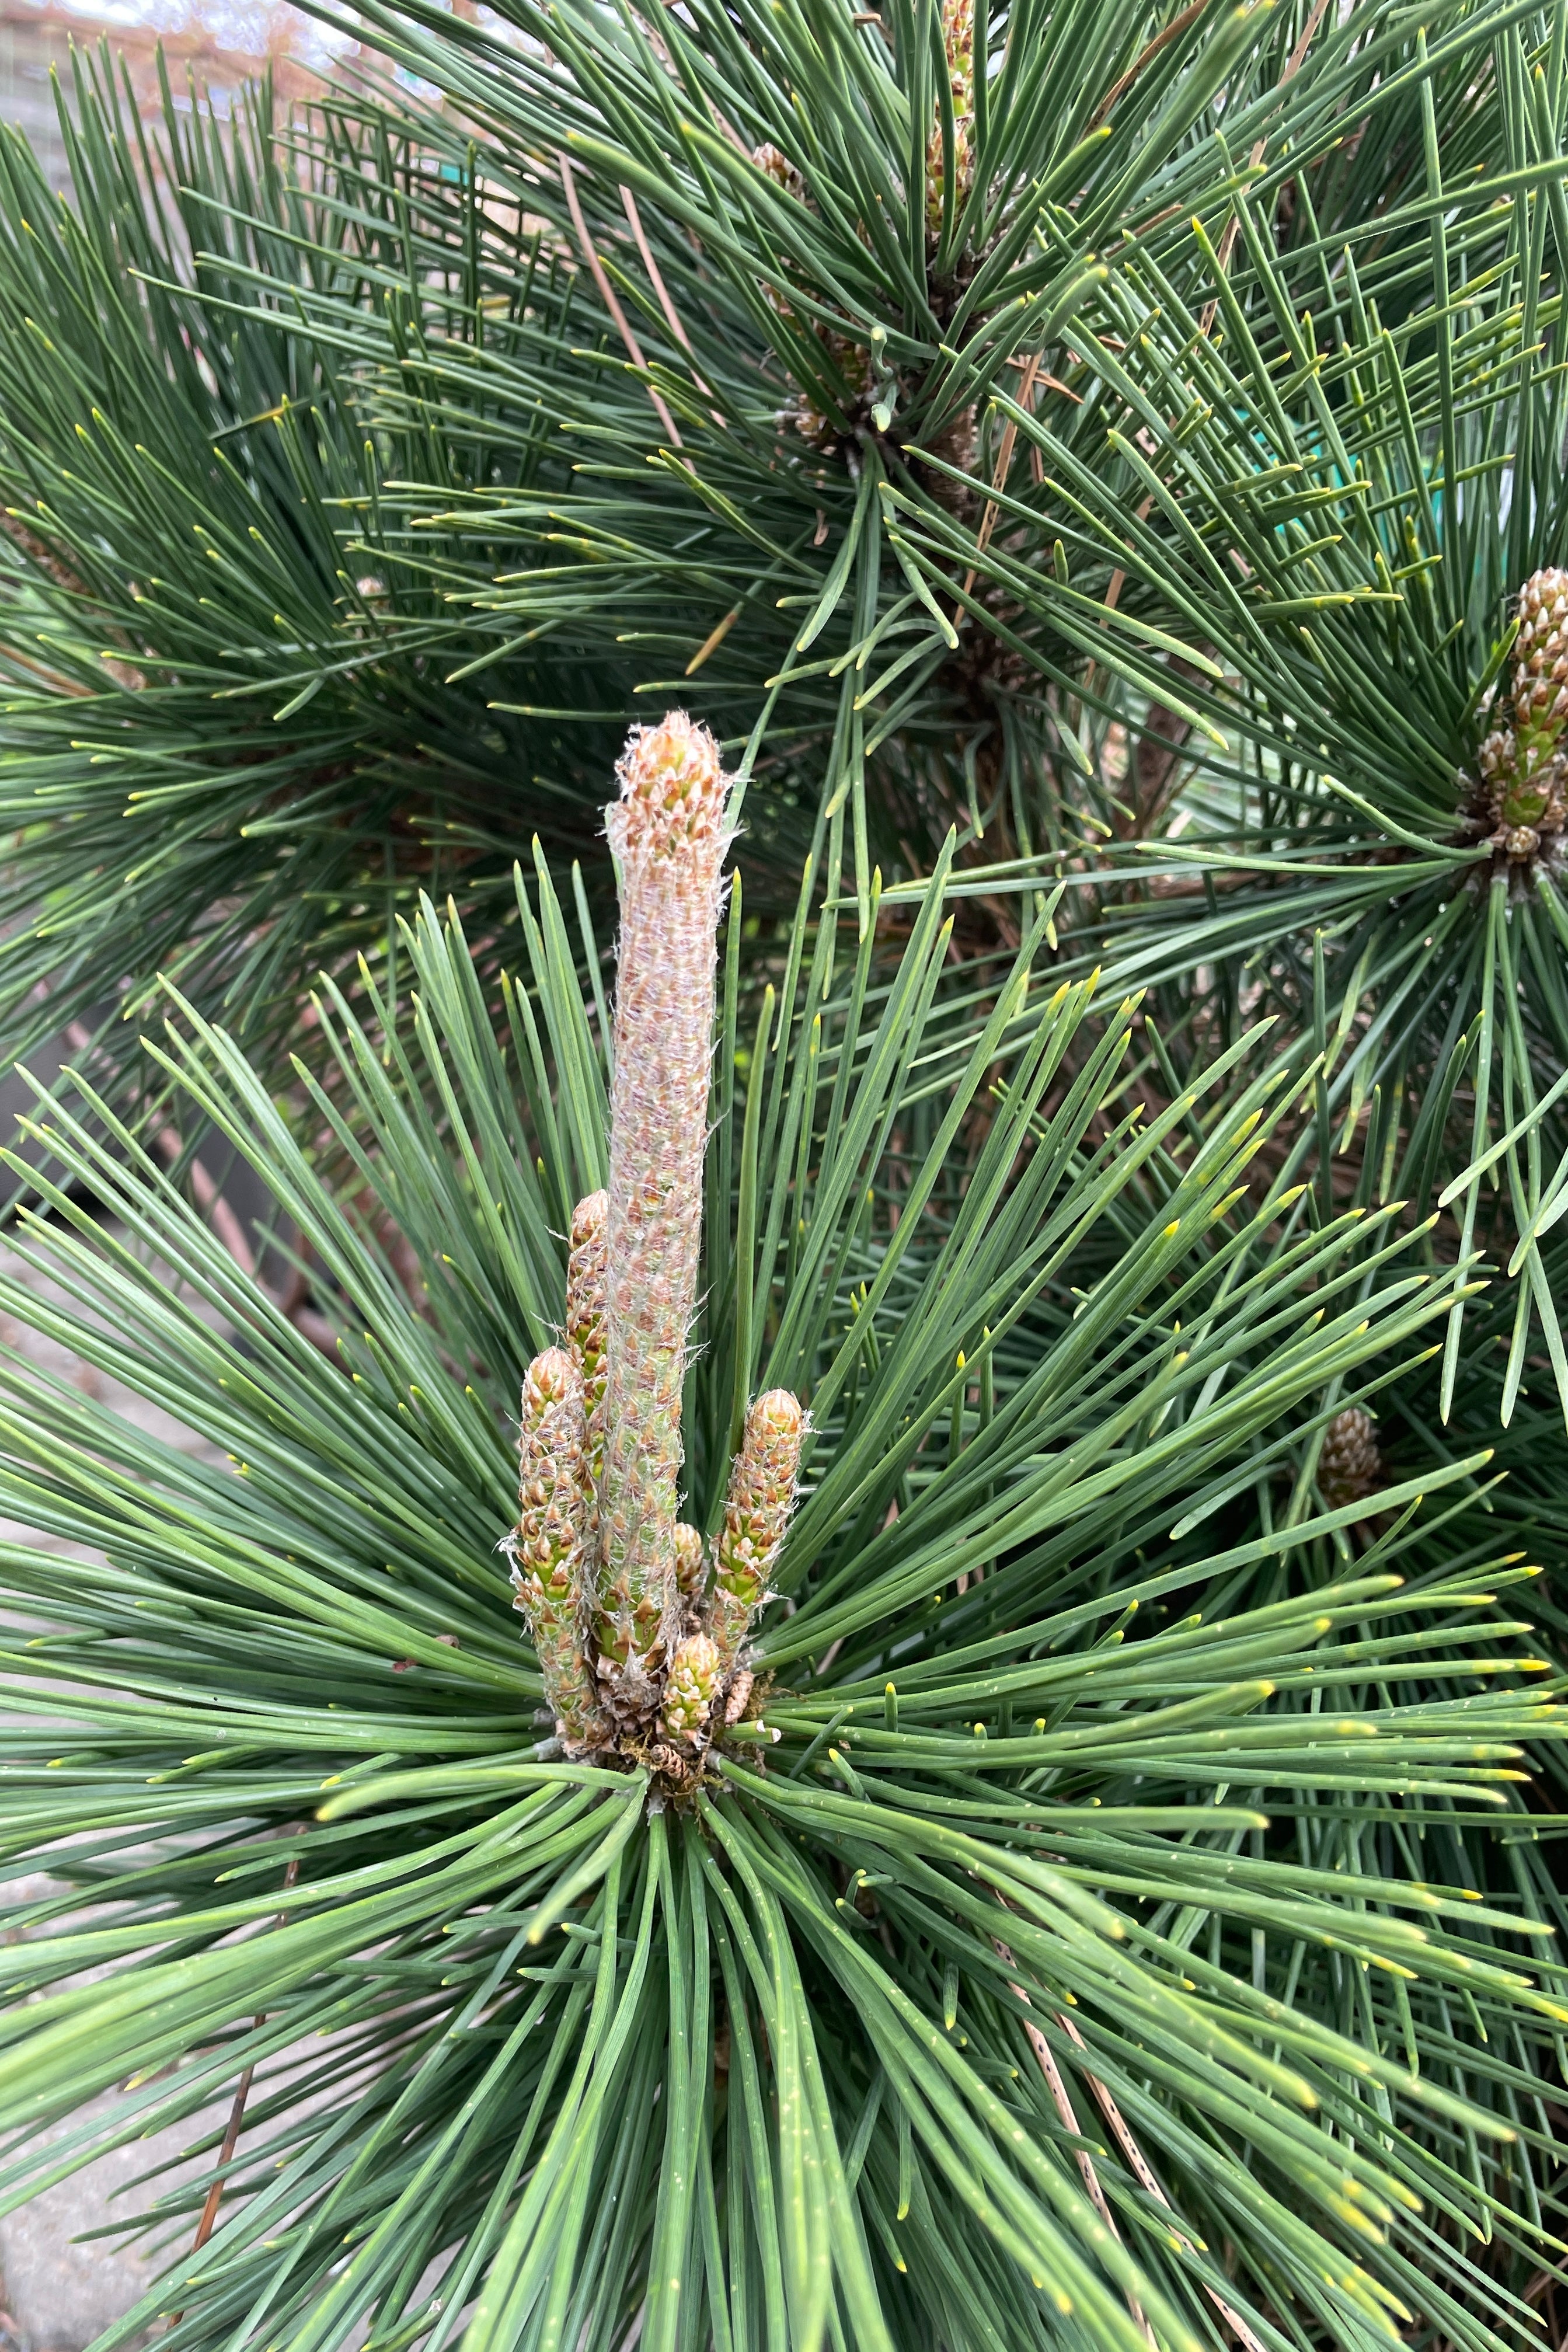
(0, 1218, 438, 2351)
(0, 2086, 225, 2349)
(0, 1228, 227, 2351)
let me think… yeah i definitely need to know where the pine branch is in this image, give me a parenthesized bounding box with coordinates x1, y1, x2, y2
(0, 726, 1556, 2343)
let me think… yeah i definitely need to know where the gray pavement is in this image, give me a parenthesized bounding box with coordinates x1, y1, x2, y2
(0, 1219, 452, 2349)
(0, 1228, 228, 2350)
(0, 2088, 217, 2349)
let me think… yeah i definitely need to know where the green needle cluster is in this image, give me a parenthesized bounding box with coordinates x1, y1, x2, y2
(0, 809, 1559, 2346)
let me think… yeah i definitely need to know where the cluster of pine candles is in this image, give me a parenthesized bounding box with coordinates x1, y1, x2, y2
(511, 553, 1568, 1775)
(510, 559, 1568, 1775)
(509, 712, 803, 1779)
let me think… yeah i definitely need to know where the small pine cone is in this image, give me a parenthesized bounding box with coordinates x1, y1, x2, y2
(1318, 1407, 1382, 1516)
(567, 1190, 608, 1480)
(597, 715, 731, 1715)
(647, 1740, 701, 1792)
(662, 1630, 722, 1742)
(513, 1349, 604, 1751)
(708, 1389, 806, 1675)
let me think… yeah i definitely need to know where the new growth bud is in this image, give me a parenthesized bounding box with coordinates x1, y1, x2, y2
(662, 1630, 722, 1741)
(608, 710, 730, 868)
(596, 715, 731, 1714)
(513, 1349, 604, 1752)
(710, 1389, 806, 1677)
(1510, 568, 1568, 765)
(1470, 568, 1568, 882)
(566, 1190, 608, 1480)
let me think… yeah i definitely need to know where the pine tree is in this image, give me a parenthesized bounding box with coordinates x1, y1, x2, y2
(0, 722, 1563, 2346)
(0, 0, 1566, 2344)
